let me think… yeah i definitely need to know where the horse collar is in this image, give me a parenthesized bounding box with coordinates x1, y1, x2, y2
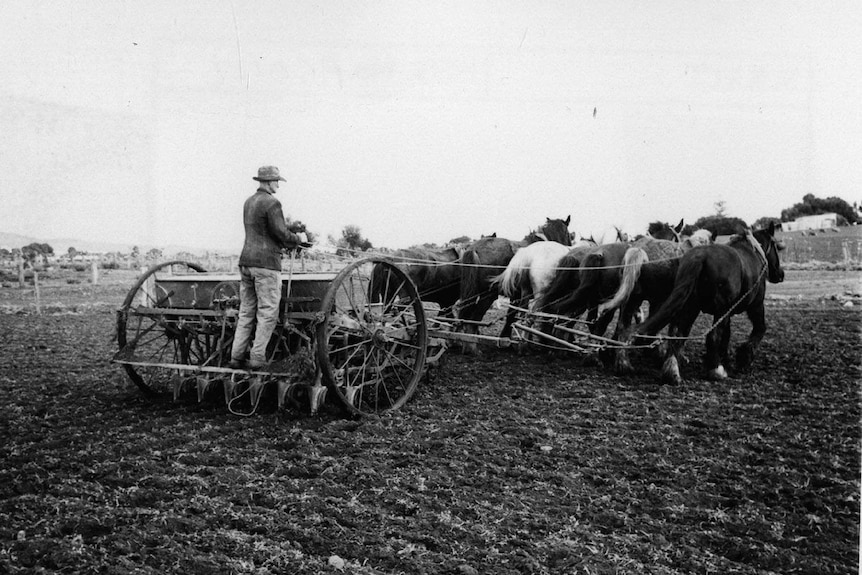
(746, 232, 768, 266)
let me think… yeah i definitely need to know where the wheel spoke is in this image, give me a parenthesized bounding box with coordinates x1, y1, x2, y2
(316, 257, 427, 415)
(117, 260, 212, 395)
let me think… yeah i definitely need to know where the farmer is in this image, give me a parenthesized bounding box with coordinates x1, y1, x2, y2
(228, 165, 307, 370)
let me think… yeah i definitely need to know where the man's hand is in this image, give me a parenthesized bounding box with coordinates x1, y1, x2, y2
(297, 232, 308, 244)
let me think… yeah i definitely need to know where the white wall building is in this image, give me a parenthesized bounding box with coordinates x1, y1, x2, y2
(781, 213, 839, 232)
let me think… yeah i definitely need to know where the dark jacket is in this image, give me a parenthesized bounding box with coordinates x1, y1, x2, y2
(238, 189, 301, 271)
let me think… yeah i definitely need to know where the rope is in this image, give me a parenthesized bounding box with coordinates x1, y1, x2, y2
(305, 245, 686, 272)
(501, 250, 769, 353)
(226, 375, 266, 417)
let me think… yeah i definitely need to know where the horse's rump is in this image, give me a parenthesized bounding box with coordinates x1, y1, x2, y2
(457, 237, 517, 323)
(598, 247, 648, 315)
(370, 246, 461, 308)
(492, 241, 569, 299)
(535, 245, 594, 313)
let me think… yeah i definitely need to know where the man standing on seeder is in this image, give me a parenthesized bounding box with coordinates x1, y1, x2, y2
(228, 165, 308, 370)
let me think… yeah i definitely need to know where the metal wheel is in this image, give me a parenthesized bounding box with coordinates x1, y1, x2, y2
(316, 257, 428, 416)
(116, 260, 229, 395)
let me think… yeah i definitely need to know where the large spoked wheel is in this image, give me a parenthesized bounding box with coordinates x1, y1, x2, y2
(116, 260, 218, 395)
(316, 257, 428, 417)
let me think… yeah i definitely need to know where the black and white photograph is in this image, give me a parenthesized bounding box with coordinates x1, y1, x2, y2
(1, 1, 859, 573)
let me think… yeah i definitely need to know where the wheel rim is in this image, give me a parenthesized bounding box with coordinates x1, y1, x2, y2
(317, 258, 427, 416)
(116, 261, 229, 395)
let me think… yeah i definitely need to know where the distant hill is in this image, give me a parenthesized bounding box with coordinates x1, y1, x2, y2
(0, 231, 235, 257)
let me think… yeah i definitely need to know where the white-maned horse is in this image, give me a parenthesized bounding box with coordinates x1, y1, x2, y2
(490, 241, 571, 338)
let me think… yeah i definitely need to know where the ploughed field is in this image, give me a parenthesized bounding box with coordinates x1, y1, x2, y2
(0, 269, 859, 574)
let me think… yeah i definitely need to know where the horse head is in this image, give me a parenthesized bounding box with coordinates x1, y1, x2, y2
(538, 215, 572, 246)
(648, 219, 684, 242)
(614, 226, 629, 243)
(573, 235, 598, 248)
(753, 222, 785, 284)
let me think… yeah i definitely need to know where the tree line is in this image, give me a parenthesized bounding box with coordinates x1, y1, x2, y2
(332, 194, 860, 251)
(2, 194, 856, 261)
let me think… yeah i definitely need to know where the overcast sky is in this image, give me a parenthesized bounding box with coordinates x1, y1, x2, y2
(1, 1, 860, 251)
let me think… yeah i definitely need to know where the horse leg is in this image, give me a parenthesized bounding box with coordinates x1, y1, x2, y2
(736, 304, 766, 371)
(499, 289, 522, 339)
(589, 307, 618, 368)
(704, 316, 731, 380)
(719, 318, 733, 369)
(610, 296, 646, 374)
(499, 304, 517, 339)
(500, 287, 531, 340)
(660, 307, 699, 385)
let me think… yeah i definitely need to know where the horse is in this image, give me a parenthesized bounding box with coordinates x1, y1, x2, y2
(523, 216, 573, 246)
(489, 241, 572, 337)
(647, 219, 685, 242)
(631, 223, 785, 384)
(534, 219, 688, 327)
(534, 241, 632, 339)
(454, 216, 573, 352)
(590, 229, 714, 372)
(532, 226, 698, 353)
(368, 246, 462, 315)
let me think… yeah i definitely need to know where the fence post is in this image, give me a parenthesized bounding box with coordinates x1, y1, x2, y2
(17, 257, 25, 288)
(34, 270, 41, 314)
(91, 260, 99, 285)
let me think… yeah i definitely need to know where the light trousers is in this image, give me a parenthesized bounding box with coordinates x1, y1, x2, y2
(230, 266, 281, 365)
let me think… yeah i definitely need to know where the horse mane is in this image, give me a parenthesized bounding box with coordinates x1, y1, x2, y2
(681, 228, 712, 248)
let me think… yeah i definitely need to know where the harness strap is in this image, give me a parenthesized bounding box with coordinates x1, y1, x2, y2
(746, 231, 768, 265)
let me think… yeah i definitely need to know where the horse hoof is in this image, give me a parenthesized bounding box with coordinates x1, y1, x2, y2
(458, 343, 481, 356)
(598, 349, 615, 368)
(661, 357, 683, 385)
(614, 358, 634, 375)
(661, 371, 683, 386)
(707, 365, 728, 380)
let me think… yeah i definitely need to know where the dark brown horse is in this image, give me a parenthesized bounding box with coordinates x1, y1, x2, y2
(534, 242, 631, 338)
(531, 221, 692, 353)
(455, 216, 572, 352)
(632, 223, 785, 384)
(593, 229, 713, 372)
(368, 246, 462, 315)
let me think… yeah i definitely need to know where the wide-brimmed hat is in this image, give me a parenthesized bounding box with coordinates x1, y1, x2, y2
(253, 165, 286, 182)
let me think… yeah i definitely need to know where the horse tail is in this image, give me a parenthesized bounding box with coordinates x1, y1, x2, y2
(598, 247, 647, 316)
(368, 261, 386, 303)
(535, 251, 582, 312)
(457, 249, 484, 316)
(491, 249, 528, 298)
(638, 252, 703, 336)
(562, 251, 608, 316)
